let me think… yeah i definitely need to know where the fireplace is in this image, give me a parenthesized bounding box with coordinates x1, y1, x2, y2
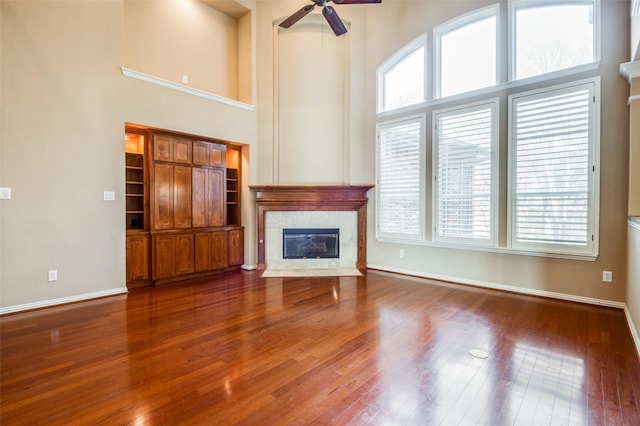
(283, 228, 340, 259)
(250, 185, 374, 271)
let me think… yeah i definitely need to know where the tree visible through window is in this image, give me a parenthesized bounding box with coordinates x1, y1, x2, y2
(513, 1, 595, 80)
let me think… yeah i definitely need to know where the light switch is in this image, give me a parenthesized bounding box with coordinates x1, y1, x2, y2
(0, 188, 11, 200)
(103, 191, 115, 201)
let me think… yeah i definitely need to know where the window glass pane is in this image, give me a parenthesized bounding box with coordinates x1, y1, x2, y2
(377, 118, 423, 239)
(383, 46, 425, 111)
(511, 84, 593, 250)
(440, 16, 496, 97)
(515, 3, 594, 80)
(435, 103, 496, 243)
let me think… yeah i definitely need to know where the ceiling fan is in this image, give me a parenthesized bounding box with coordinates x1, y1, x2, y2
(279, 0, 382, 37)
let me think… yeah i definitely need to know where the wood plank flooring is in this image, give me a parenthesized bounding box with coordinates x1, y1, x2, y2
(1, 270, 639, 425)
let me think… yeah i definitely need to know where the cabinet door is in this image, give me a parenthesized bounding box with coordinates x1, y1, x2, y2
(193, 141, 225, 167)
(207, 143, 226, 167)
(173, 165, 192, 229)
(173, 138, 192, 164)
(211, 231, 229, 270)
(153, 135, 173, 162)
(153, 235, 175, 279)
(153, 163, 173, 230)
(207, 168, 226, 226)
(228, 228, 244, 266)
(175, 233, 194, 275)
(193, 141, 209, 166)
(126, 234, 149, 282)
(191, 167, 207, 228)
(194, 232, 212, 272)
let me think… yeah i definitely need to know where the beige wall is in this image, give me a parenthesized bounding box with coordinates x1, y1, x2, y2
(124, 0, 246, 101)
(1, 0, 257, 309)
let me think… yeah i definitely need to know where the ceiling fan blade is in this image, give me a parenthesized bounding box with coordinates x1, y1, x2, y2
(279, 4, 316, 29)
(322, 5, 348, 36)
(333, 0, 382, 4)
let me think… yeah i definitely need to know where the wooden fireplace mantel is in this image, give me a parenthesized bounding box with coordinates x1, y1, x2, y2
(250, 185, 374, 270)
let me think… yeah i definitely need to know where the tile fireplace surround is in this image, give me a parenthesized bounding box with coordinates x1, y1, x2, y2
(250, 185, 374, 271)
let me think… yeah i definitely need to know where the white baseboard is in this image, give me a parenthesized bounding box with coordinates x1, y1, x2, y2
(0, 287, 128, 315)
(367, 264, 640, 358)
(241, 264, 258, 271)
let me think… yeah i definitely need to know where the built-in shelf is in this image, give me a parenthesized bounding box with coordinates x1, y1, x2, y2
(126, 152, 145, 230)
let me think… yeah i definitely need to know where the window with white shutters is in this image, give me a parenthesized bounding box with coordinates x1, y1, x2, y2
(377, 116, 425, 240)
(434, 100, 498, 245)
(509, 79, 598, 256)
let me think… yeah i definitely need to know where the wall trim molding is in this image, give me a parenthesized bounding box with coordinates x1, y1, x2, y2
(367, 264, 639, 359)
(121, 67, 255, 111)
(0, 288, 128, 315)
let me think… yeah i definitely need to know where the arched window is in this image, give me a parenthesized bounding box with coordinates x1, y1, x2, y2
(435, 5, 498, 98)
(377, 36, 426, 113)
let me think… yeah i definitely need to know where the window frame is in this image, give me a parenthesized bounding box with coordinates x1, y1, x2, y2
(376, 114, 427, 242)
(508, 0, 601, 82)
(434, 4, 500, 99)
(507, 77, 600, 257)
(432, 99, 500, 247)
(376, 34, 428, 114)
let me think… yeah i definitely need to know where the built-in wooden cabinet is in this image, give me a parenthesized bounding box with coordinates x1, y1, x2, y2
(125, 128, 244, 286)
(144, 131, 244, 284)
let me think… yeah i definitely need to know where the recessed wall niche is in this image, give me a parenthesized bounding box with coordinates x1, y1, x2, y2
(275, 14, 350, 184)
(124, 0, 252, 104)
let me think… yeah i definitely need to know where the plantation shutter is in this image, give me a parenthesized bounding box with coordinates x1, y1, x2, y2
(434, 102, 496, 244)
(510, 82, 595, 252)
(377, 117, 424, 239)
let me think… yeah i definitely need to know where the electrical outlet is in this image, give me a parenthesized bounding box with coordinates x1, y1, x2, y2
(48, 270, 58, 282)
(0, 187, 11, 199)
(602, 270, 612, 283)
(182, 74, 189, 84)
(399, 249, 405, 259)
(103, 191, 115, 201)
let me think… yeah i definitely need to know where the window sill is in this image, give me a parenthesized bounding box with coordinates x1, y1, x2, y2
(376, 236, 598, 262)
(377, 61, 601, 119)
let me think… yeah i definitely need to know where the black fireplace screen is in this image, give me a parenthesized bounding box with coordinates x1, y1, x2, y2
(282, 228, 340, 259)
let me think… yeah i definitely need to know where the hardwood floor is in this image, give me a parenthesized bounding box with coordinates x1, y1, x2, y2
(1, 270, 639, 425)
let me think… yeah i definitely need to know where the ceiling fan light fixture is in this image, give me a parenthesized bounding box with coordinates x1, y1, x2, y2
(279, 0, 381, 35)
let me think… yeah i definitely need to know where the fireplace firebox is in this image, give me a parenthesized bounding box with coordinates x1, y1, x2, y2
(283, 228, 339, 259)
